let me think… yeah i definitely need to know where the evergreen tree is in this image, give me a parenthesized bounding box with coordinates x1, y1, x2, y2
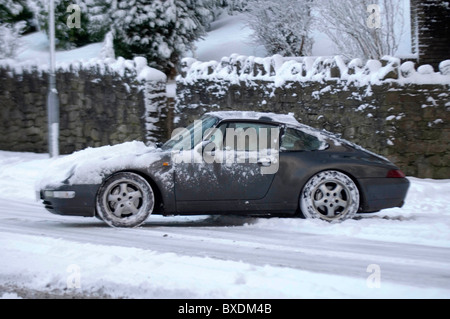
(84, 0, 112, 42)
(36, 0, 111, 50)
(0, 0, 37, 34)
(220, 0, 249, 13)
(112, 0, 217, 77)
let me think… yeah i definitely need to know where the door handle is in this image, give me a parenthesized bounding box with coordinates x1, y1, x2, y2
(257, 159, 272, 167)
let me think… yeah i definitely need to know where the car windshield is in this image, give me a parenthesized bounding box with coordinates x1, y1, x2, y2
(161, 116, 219, 151)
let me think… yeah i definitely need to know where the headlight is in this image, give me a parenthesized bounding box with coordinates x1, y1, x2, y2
(44, 190, 76, 199)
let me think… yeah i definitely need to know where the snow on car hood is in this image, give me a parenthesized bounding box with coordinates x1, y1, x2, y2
(37, 141, 163, 189)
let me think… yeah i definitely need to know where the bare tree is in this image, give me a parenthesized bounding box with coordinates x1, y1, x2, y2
(246, 0, 314, 56)
(315, 0, 405, 59)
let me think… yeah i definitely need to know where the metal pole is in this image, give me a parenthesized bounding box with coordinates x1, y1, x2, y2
(47, 0, 59, 157)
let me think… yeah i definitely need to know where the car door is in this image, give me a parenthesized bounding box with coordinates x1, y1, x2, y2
(259, 125, 331, 209)
(174, 120, 281, 212)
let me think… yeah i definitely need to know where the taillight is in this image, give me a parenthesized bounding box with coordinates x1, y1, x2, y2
(387, 169, 406, 178)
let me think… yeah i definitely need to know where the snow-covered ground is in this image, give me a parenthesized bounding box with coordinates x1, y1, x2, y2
(0, 150, 449, 299)
(190, 12, 267, 61)
(14, 32, 103, 65)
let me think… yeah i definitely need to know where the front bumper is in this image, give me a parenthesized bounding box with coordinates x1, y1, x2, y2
(358, 177, 410, 213)
(39, 184, 100, 217)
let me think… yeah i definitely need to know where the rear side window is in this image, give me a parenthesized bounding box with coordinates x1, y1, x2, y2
(281, 128, 322, 151)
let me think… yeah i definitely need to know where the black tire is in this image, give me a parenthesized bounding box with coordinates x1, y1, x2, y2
(300, 170, 360, 222)
(96, 172, 154, 228)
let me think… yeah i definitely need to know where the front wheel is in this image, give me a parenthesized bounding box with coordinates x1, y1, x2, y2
(300, 170, 360, 222)
(96, 172, 154, 228)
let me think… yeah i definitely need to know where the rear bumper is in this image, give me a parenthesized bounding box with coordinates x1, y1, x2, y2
(39, 184, 99, 217)
(358, 177, 410, 213)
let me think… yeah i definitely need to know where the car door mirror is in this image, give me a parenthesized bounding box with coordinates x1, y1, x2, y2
(196, 140, 212, 154)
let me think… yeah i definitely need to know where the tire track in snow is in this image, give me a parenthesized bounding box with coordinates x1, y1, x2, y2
(1, 206, 449, 290)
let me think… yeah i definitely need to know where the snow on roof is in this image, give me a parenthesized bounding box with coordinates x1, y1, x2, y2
(206, 111, 301, 126)
(205, 111, 336, 151)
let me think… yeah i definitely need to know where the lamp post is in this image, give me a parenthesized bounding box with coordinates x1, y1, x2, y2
(47, 0, 59, 157)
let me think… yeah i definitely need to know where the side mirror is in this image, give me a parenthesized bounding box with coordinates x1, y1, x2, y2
(196, 140, 213, 154)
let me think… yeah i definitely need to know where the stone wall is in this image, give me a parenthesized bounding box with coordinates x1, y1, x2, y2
(0, 58, 167, 154)
(176, 55, 450, 179)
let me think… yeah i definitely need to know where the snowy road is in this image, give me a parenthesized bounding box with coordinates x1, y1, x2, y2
(0, 151, 449, 298)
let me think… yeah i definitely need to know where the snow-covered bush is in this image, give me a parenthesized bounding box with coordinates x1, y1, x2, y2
(245, 0, 314, 56)
(0, 21, 26, 59)
(0, 0, 37, 34)
(99, 31, 115, 60)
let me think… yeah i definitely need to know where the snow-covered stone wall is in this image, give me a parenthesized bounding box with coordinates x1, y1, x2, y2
(176, 55, 450, 179)
(0, 57, 167, 154)
(178, 54, 450, 86)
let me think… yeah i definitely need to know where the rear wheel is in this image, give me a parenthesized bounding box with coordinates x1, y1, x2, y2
(300, 170, 359, 222)
(96, 172, 154, 228)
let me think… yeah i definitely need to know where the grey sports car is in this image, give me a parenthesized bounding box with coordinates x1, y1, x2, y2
(38, 111, 409, 227)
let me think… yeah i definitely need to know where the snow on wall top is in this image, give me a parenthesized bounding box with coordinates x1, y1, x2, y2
(178, 54, 450, 86)
(0, 56, 167, 82)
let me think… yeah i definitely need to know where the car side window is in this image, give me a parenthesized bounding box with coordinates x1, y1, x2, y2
(215, 122, 279, 151)
(281, 127, 322, 151)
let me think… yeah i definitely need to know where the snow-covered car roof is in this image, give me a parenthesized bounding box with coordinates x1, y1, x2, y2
(206, 110, 332, 147)
(205, 111, 301, 126)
